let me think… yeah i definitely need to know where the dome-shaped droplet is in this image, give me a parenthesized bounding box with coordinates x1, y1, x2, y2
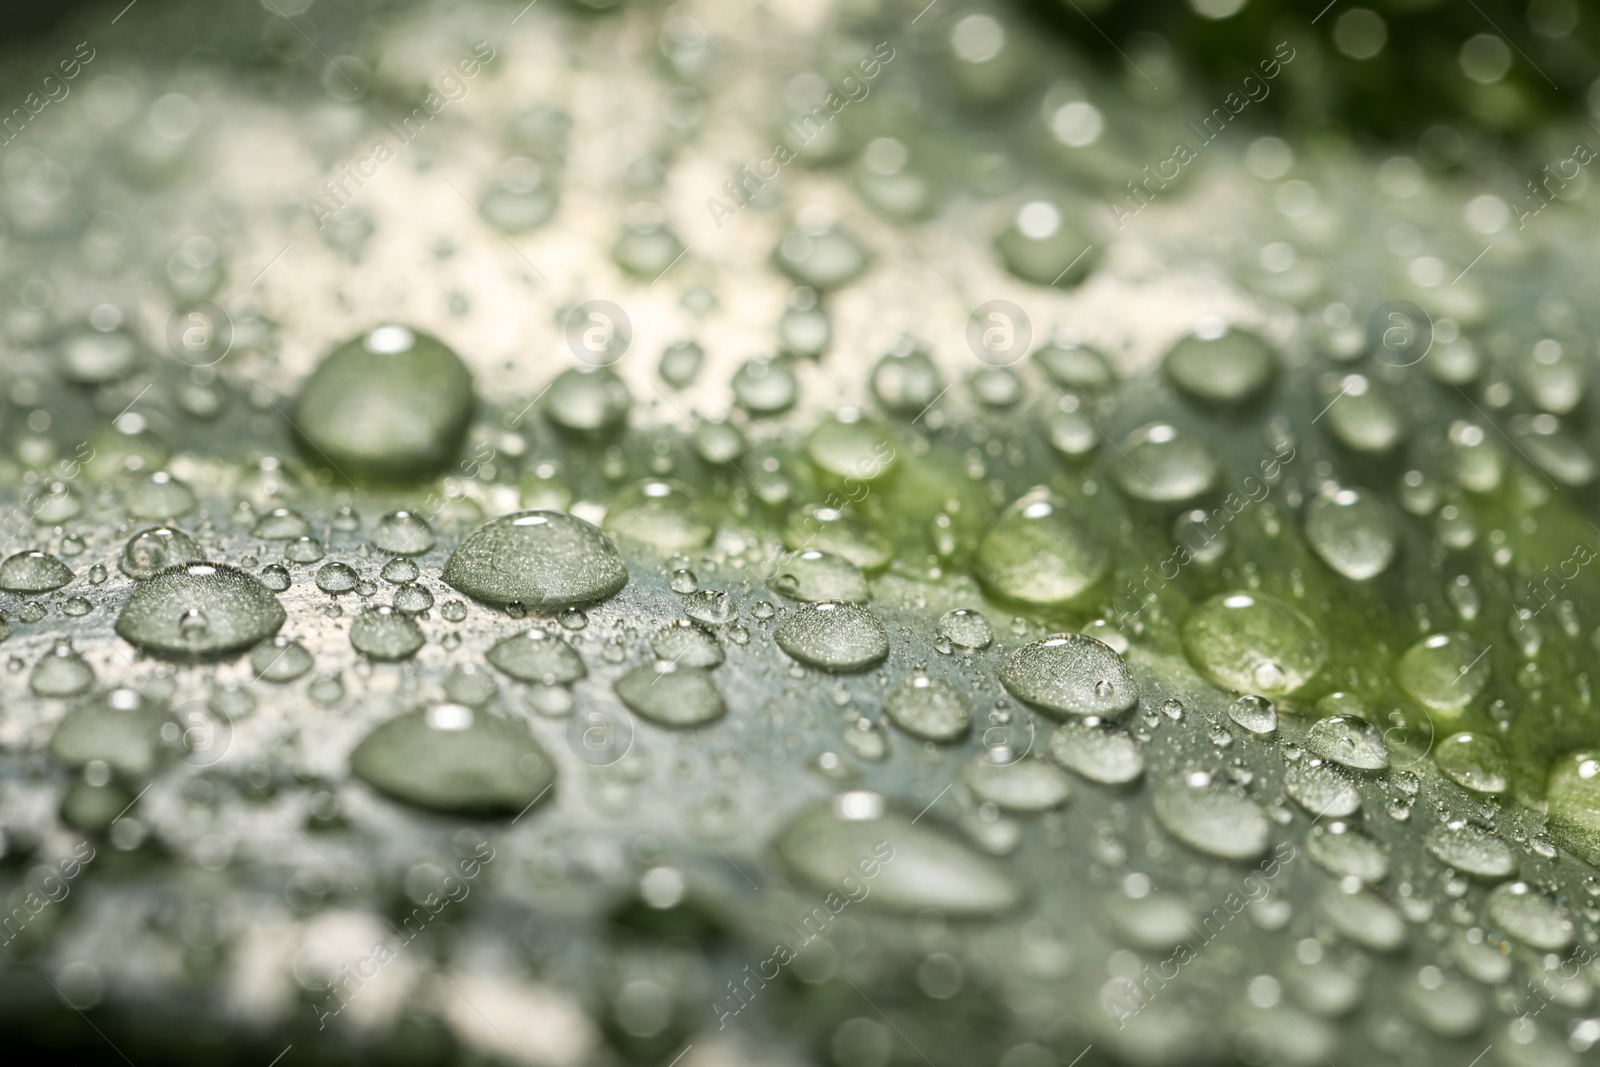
(1284, 759, 1361, 819)
(1049, 719, 1144, 785)
(1000, 633, 1138, 720)
(884, 675, 970, 742)
(650, 620, 724, 668)
(1425, 820, 1516, 879)
(1486, 881, 1573, 951)
(250, 636, 314, 683)
(30, 640, 95, 697)
(1434, 732, 1510, 796)
(1306, 821, 1388, 883)
(1164, 328, 1276, 405)
(775, 602, 889, 672)
(0, 550, 74, 593)
(772, 219, 870, 290)
(1304, 488, 1396, 580)
(871, 342, 943, 417)
(252, 507, 313, 540)
(486, 627, 587, 684)
(1152, 778, 1271, 861)
(658, 340, 704, 389)
(119, 526, 202, 579)
(774, 792, 1025, 917)
(782, 505, 892, 570)
(993, 199, 1096, 286)
(544, 367, 631, 433)
(443, 510, 628, 608)
(1226, 694, 1277, 736)
(1181, 592, 1323, 697)
(1395, 631, 1488, 712)
(315, 561, 360, 595)
(292, 326, 474, 482)
(1319, 889, 1406, 952)
(1546, 751, 1600, 865)
(126, 471, 197, 520)
(731, 357, 798, 416)
(371, 510, 436, 555)
(350, 705, 556, 816)
(937, 609, 993, 650)
(975, 489, 1110, 608)
(615, 663, 726, 727)
(50, 689, 170, 777)
(806, 418, 898, 482)
(1109, 423, 1220, 504)
(1322, 374, 1405, 453)
(1033, 337, 1112, 391)
(349, 605, 425, 660)
(115, 562, 285, 658)
(768, 550, 868, 603)
(1307, 715, 1390, 772)
(961, 757, 1071, 812)
(59, 325, 139, 384)
(603, 479, 713, 553)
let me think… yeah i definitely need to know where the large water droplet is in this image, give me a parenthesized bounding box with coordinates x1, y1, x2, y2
(1434, 732, 1509, 795)
(962, 757, 1070, 812)
(805, 418, 898, 482)
(1000, 633, 1138, 720)
(371, 510, 436, 555)
(1109, 423, 1219, 504)
(350, 705, 556, 816)
(487, 627, 587, 683)
(615, 663, 726, 727)
(1546, 751, 1600, 865)
(884, 675, 970, 742)
(1152, 778, 1271, 861)
(1306, 821, 1388, 883)
(1181, 592, 1323, 697)
(773, 792, 1025, 917)
(0, 550, 74, 593)
(1164, 328, 1276, 405)
(975, 489, 1109, 608)
(1308, 715, 1389, 771)
(603, 479, 713, 553)
(775, 602, 889, 672)
(293, 326, 474, 482)
(30, 640, 95, 697)
(443, 510, 628, 608)
(349, 605, 425, 660)
(1304, 488, 1396, 580)
(1394, 631, 1488, 712)
(544, 367, 631, 433)
(1049, 719, 1144, 785)
(768, 550, 868, 603)
(1227, 694, 1278, 735)
(250, 636, 314, 683)
(1284, 759, 1361, 818)
(116, 562, 285, 658)
(650, 620, 724, 668)
(1425, 820, 1516, 880)
(937, 608, 993, 650)
(50, 689, 169, 777)
(119, 526, 202, 579)
(1486, 881, 1573, 951)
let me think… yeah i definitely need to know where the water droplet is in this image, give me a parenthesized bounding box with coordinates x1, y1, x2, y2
(381, 557, 419, 583)
(1395, 631, 1488, 712)
(293, 326, 474, 481)
(486, 627, 586, 684)
(1152, 779, 1272, 861)
(783, 505, 892, 570)
(349, 605, 425, 660)
(249, 637, 313, 683)
(658, 339, 704, 388)
(120, 526, 203, 580)
(1487, 881, 1573, 951)
(252, 507, 313, 540)
(350, 706, 556, 816)
(884, 675, 969, 742)
(937, 609, 993, 650)
(259, 563, 291, 592)
(775, 601, 889, 672)
(372, 510, 436, 555)
(1308, 715, 1390, 771)
(1033, 337, 1112, 391)
(683, 589, 736, 626)
(1306, 821, 1388, 883)
(1164, 328, 1276, 405)
(315, 561, 360, 595)
(774, 793, 1025, 916)
(975, 489, 1110, 608)
(603, 479, 713, 552)
(1049, 719, 1144, 785)
(1304, 488, 1396, 580)
(1426, 820, 1516, 880)
(444, 663, 498, 706)
(284, 537, 325, 563)
(1181, 592, 1323, 697)
(962, 757, 1070, 812)
(871, 342, 943, 417)
(544, 367, 631, 433)
(1001, 633, 1138, 720)
(126, 471, 197, 520)
(50, 689, 169, 777)
(994, 199, 1095, 286)
(651, 620, 723, 668)
(1434, 732, 1509, 795)
(1228, 694, 1278, 735)
(116, 562, 285, 658)
(443, 510, 628, 608)
(615, 663, 725, 727)
(772, 219, 870, 290)
(0, 550, 73, 593)
(1284, 759, 1361, 819)
(1319, 889, 1406, 952)
(30, 640, 94, 697)
(392, 582, 434, 614)
(731, 357, 799, 416)
(1110, 423, 1220, 504)
(769, 550, 868, 603)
